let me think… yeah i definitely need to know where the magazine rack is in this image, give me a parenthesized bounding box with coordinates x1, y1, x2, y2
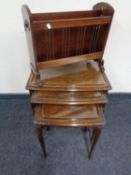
(22, 2, 114, 82)
(22, 2, 114, 159)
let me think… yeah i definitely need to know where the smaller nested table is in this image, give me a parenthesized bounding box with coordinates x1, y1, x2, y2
(34, 104, 104, 159)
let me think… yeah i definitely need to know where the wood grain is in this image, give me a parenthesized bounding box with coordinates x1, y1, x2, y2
(34, 104, 105, 127)
(31, 10, 101, 21)
(37, 52, 102, 69)
(26, 61, 111, 91)
(32, 16, 112, 30)
(31, 91, 107, 105)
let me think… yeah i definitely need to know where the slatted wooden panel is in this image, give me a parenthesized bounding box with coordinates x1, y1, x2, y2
(22, 3, 114, 74)
(33, 24, 110, 62)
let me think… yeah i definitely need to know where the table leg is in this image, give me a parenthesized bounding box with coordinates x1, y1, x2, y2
(35, 124, 47, 157)
(88, 127, 102, 159)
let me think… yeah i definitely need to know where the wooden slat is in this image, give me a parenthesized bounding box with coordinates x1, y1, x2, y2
(32, 16, 112, 30)
(37, 51, 102, 69)
(31, 10, 101, 21)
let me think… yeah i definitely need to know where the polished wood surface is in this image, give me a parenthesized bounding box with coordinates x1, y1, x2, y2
(31, 91, 107, 105)
(34, 104, 104, 127)
(26, 61, 111, 91)
(32, 16, 112, 30)
(31, 10, 101, 21)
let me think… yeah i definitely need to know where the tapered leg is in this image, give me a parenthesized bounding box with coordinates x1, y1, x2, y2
(91, 128, 96, 141)
(35, 124, 47, 157)
(88, 127, 102, 159)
